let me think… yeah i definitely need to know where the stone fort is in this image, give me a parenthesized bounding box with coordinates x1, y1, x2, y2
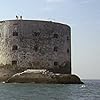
(0, 19, 71, 74)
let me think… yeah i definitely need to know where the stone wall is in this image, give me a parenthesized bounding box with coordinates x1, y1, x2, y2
(0, 20, 71, 74)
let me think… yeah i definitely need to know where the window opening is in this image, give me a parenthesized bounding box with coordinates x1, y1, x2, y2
(12, 60, 17, 65)
(67, 49, 69, 53)
(54, 46, 58, 52)
(13, 31, 18, 36)
(12, 45, 18, 50)
(34, 45, 38, 52)
(54, 62, 58, 66)
(54, 34, 58, 38)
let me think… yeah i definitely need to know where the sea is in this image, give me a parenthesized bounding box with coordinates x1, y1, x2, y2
(0, 80, 100, 100)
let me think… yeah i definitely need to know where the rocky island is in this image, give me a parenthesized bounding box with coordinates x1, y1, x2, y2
(0, 65, 83, 84)
(0, 18, 83, 84)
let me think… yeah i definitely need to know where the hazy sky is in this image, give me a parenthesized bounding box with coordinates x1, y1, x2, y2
(0, 0, 100, 79)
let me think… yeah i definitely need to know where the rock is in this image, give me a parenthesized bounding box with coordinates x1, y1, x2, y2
(54, 74, 84, 84)
(0, 68, 16, 82)
(5, 69, 83, 84)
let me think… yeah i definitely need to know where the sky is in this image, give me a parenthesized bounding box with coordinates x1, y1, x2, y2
(0, 0, 100, 79)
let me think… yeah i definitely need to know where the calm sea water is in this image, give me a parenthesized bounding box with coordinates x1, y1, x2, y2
(0, 80, 100, 100)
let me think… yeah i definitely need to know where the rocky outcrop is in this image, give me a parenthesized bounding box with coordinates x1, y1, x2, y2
(0, 65, 17, 82)
(5, 69, 83, 84)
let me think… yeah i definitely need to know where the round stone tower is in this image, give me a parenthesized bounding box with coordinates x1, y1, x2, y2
(0, 20, 71, 74)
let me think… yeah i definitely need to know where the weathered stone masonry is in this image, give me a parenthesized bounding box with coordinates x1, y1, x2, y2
(0, 20, 71, 74)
